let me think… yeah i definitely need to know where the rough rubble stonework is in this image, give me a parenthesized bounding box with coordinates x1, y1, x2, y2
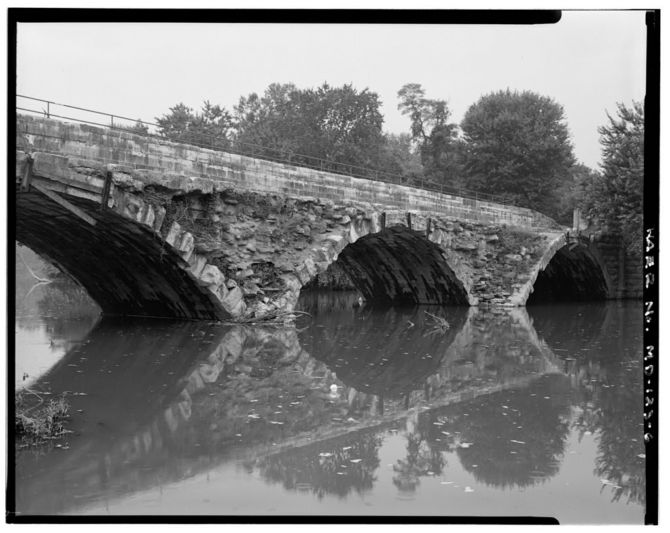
(15, 115, 637, 320)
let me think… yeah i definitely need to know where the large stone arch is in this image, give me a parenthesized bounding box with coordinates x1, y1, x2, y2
(16, 154, 243, 320)
(511, 233, 614, 306)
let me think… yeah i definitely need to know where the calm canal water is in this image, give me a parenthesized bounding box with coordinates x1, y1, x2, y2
(13, 280, 645, 522)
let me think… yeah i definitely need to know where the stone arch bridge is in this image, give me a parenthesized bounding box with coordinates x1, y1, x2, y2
(15, 115, 639, 320)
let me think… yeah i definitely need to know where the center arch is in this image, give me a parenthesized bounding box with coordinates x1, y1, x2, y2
(328, 225, 469, 306)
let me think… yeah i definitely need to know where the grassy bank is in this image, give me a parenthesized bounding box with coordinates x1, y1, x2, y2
(15, 389, 71, 447)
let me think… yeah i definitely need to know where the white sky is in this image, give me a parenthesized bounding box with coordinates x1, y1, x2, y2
(16, 11, 645, 170)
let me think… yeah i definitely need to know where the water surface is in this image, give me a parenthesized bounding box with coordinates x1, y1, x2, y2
(14, 285, 645, 523)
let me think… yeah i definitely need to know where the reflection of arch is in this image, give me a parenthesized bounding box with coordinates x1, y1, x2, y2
(300, 306, 469, 397)
(336, 225, 470, 306)
(514, 234, 613, 305)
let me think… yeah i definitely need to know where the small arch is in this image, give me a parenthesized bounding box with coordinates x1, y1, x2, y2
(526, 237, 612, 305)
(328, 225, 470, 306)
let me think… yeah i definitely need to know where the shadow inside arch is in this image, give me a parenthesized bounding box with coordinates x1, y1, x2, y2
(527, 244, 610, 305)
(332, 225, 469, 306)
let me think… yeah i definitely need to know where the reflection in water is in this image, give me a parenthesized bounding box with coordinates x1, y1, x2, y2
(529, 303, 645, 507)
(13, 290, 644, 522)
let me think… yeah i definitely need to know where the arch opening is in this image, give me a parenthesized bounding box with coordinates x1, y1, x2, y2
(527, 245, 609, 305)
(326, 225, 469, 307)
(16, 190, 225, 320)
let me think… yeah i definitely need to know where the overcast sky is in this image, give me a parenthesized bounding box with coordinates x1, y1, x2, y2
(16, 10, 645, 169)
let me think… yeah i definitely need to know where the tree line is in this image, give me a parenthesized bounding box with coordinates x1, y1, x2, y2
(149, 82, 643, 250)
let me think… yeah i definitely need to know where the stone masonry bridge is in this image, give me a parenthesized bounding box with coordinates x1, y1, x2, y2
(15, 114, 638, 321)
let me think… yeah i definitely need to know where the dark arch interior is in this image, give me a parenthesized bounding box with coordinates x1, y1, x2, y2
(16, 190, 225, 320)
(333, 225, 469, 306)
(527, 245, 609, 305)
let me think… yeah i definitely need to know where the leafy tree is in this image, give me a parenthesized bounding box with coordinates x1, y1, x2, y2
(234, 82, 387, 173)
(460, 89, 576, 215)
(397, 83, 461, 187)
(553, 163, 601, 226)
(582, 102, 643, 253)
(156, 101, 233, 150)
(378, 133, 424, 184)
(122, 119, 149, 135)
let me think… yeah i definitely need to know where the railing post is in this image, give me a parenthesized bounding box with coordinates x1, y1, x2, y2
(46, 101, 50, 118)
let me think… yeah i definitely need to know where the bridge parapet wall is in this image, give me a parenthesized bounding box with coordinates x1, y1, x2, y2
(17, 115, 560, 230)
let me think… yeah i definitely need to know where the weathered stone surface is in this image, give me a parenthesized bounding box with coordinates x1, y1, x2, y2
(199, 264, 224, 287)
(165, 222, 182, 246)
(221, 287, 246, 316)
(178, 232, 195, 261)
(16, 114, 633, 322)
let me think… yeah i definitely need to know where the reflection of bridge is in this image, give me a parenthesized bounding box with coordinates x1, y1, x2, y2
(17, 305, 570, 515)
(15, 114, 638, 321)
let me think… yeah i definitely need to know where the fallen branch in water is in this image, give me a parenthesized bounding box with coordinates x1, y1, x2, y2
(220, 310, 312, 326)
(423, 311, 450, 336)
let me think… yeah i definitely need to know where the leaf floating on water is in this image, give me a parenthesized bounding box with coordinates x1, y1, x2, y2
(441, 431, 451, 436)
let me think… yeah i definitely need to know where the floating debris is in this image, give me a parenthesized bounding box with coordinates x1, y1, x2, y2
(459, 442, 473, 448)
(350, 458, 362, 463)
(319, 452, 333, 457)
(510, 440, 526, 444)
(638, 453, 646, 459)
(464, 487, 474, 493)
(342, 446, 352, 451)
(269, 421, 284, 425)
(440, 481, 453, 485)
(247, 414, 260, 419)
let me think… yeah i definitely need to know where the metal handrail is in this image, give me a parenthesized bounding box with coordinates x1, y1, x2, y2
(15, 94, 530, 209)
